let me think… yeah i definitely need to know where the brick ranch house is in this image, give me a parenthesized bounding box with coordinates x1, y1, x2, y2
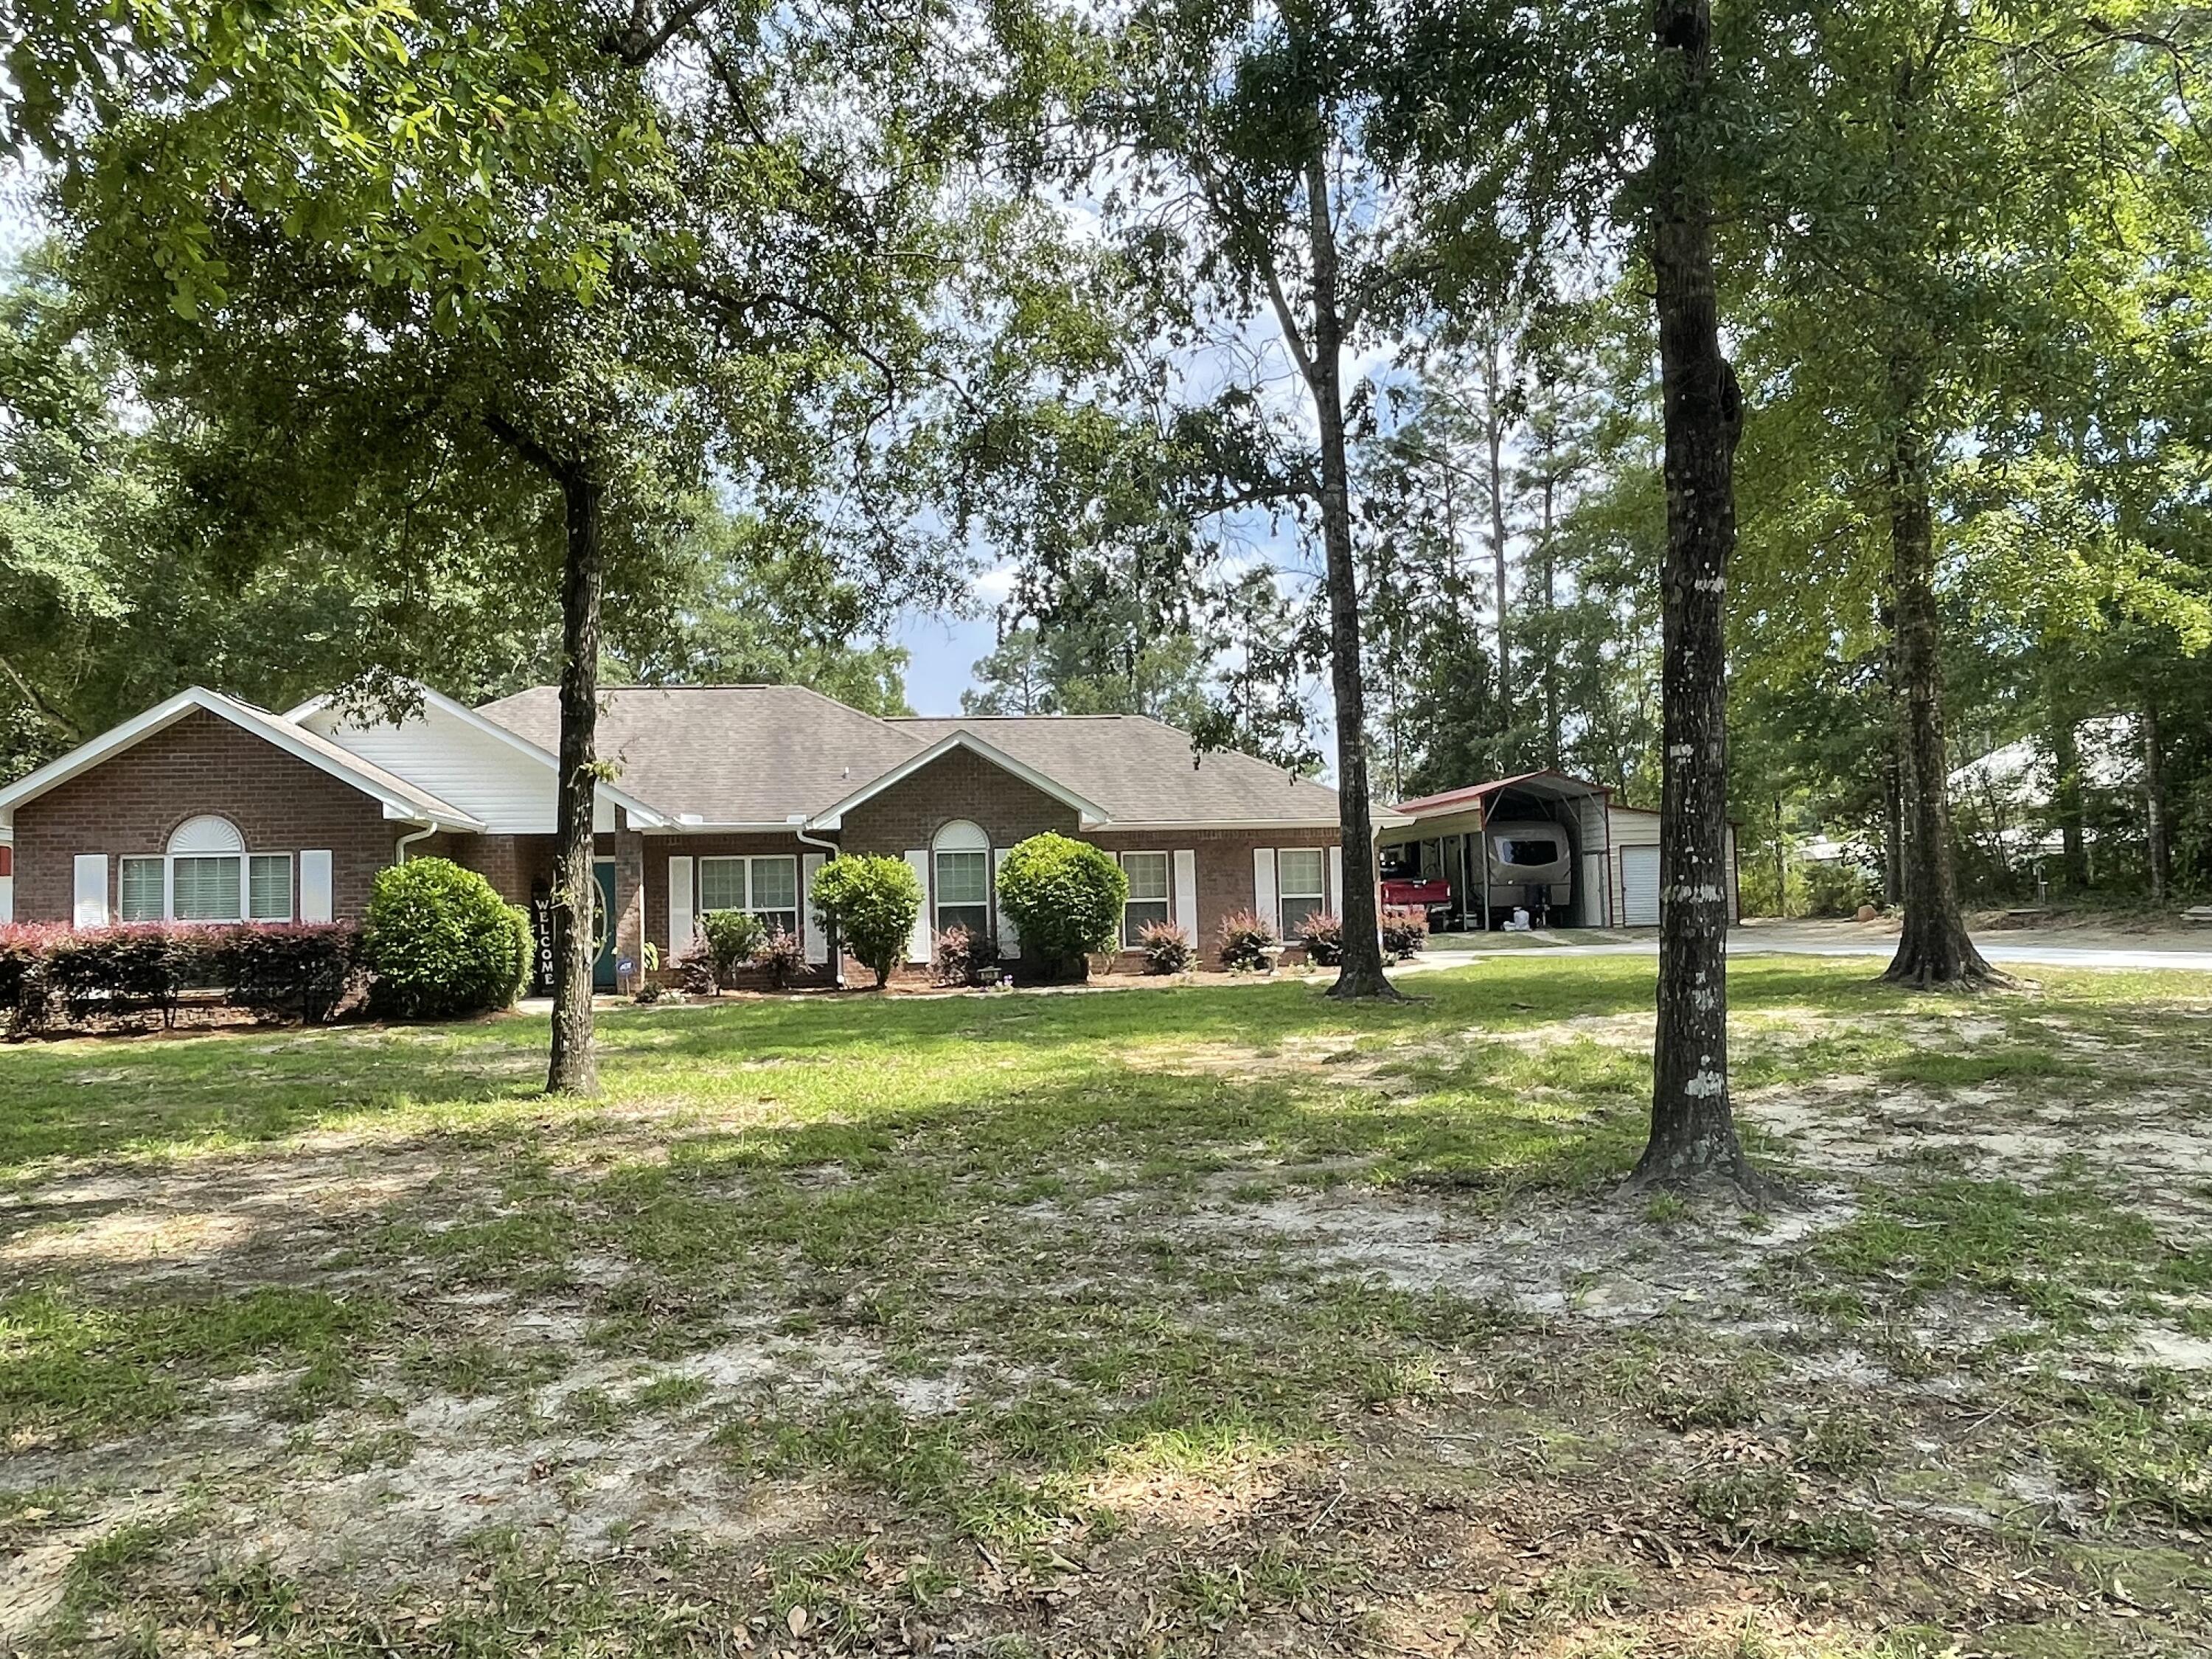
(0, 681, 1391, 988)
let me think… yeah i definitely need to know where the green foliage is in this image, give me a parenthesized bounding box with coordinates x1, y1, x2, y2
(931, 925, 1001, 988)
(993, 833, 1127, 970)
(361, 858, 529, 1020)
(810, 856, 923, 990)
(698, 910, 768, 989)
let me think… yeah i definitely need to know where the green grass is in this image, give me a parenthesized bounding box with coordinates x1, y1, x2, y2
(6, 956, 2212, 1656)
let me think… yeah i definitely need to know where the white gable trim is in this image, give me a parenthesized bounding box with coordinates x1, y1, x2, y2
(293, 679, 669, 828)
(0, 687, 487, 831)
(804, 731, 1111, 832)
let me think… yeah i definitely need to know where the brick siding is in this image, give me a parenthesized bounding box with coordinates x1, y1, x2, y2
(838, 750, 1082, 858)
(1090, 826, 1343, 967)
(10, 709, 401, 924)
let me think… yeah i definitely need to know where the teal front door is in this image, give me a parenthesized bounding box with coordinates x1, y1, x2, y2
(592, 860, 618, 990)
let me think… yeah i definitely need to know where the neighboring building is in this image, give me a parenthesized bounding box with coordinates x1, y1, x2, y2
(0, 681, 1374, 985)
(1382, 770, 1740, 930)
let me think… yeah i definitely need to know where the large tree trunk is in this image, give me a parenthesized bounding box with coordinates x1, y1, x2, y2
(1881, 373, 1993, 989)
(2143, 696, 2168, 903)
(1483, 335, 1513, 750)
(1632, 0, 1763, 1196)
(547, 469, 606, 1095)
(1301, 142, 1399, 1002)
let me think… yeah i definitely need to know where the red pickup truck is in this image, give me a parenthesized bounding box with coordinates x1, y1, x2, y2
(1380, 877, 1452, 920)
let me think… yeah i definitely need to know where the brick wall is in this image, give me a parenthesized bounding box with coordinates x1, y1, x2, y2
(10, 709, 400, 923)
(839, 750, 1082, 858)
(1089, 826, 1343, 966)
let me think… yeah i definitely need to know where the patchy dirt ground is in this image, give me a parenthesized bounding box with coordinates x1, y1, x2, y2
(4, 958, 2211, 1658)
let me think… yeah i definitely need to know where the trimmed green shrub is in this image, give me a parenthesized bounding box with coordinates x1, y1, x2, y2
(1381, 905, 1428, 960)
(217, 924, 361, 1023)
(810, 855, 923, 989)
(995, 833, 1127, 978)
(698, 908, 768, 989)
(1217, 909, 1280, 970)
(361, 858, 529, 1020)
(931, 925, 999, 987)
(1298, 911, 1344, 966)
(1135, 919, 1194, 975)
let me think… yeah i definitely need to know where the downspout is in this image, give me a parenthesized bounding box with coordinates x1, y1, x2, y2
(796, 824, 844, 988)
(394, 822, 439, 863)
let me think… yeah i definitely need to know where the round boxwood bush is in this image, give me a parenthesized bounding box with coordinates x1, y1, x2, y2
(362, 858, 530, 1019)
(810, 854, 924, 989)
(995, 832, 1127, 978)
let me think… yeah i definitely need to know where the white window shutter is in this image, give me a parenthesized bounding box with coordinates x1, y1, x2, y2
(1328, 845, 1344, 914)
(1253, 847, 1277, 926)
(299, 850, 334, 922)
(802, 853, 829, 965)
(73, 855, 108, 928)
(1173, 849, 1197, 935)
(905, 849, 931, 962)
(992, 847, 1020, 958)
(667, 856, 695, 958)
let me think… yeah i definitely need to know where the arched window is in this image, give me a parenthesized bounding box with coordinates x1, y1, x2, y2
(116, 815, 292, 924)
(932, 819, 991, 938)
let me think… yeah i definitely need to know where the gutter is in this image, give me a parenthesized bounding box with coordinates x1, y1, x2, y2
(793, 821, 844, 989)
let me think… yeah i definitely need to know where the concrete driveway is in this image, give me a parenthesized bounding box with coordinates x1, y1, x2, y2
(1406, 916, 2212, 973)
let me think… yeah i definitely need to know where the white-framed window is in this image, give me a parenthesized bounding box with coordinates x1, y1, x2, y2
(119, 857, 164, 922)
(1277, 847, 1327, 939)
(116, 816, 296, 924)
(698, 854, 800, 937)
(1121, 851, 1170, 945)
(932, 820, 991, 937)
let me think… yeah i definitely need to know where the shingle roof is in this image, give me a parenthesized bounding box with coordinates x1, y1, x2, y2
(470, 686, 1343, 828)
(892, 715, 1343, 826)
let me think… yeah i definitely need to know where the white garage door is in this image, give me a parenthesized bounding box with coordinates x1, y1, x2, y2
(1620, 844, 1661, 927)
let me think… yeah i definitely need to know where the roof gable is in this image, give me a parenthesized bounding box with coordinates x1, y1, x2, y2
(0, 687, 483, 829)
(805, 730, 1110, 831)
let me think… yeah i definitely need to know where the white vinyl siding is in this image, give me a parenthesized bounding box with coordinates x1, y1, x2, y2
(698, 855, 799, 937)
(119, 857, 164, 923)
(1121, 852, 1170, 945)
(1277, 848, 1326, 939)
(249, 854, 292, 922)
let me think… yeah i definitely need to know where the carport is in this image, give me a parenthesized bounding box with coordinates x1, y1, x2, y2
(1385, 771, 1615, 931)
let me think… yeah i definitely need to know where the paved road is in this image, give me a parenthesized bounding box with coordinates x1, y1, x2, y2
(1405, 919, 2212, 973)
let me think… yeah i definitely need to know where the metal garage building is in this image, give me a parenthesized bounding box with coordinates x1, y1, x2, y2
(1384, 771, 1739, 931)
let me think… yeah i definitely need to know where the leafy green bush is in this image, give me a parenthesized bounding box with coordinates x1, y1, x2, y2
(1298, 911, 1344, 966)
(995, 833, 1127, 978)
(810, 855, 923, 989)
(361, 858, 529, 1020)
(698, 908, 768, 988)
(1135, 919, 1194, 975)
(1217, 909, 1279, 970)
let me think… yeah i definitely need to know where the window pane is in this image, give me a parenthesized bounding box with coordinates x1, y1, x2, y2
(1124, 897, 1170, 945)
(938, 904, 990, 937)
(936, 849, 988, 906)
(173, 855, 243, 922)
(699, 858, 745, 911)
(249, 855, 292, 920)
(119, 858, 164, 922)
(1281, 897, 1324, 939)
(749, 857, 797, 911)
(757, 910, 799, 939)
(1279, 849, 1325, 900)
(1123, 852, 1169, 901)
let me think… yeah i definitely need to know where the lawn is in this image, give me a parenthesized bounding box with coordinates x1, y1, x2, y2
(4, 956, 2211, 1657)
